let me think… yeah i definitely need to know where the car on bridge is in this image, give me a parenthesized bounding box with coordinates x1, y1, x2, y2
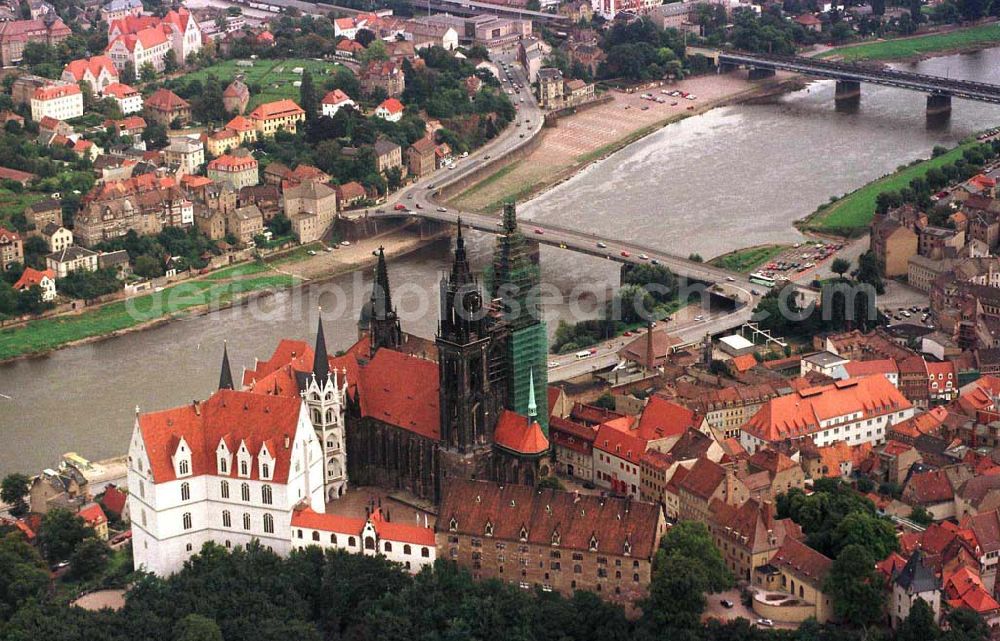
(437, 207, 447, 212)
(621, 251, 630, 258)
(534, 228, 544, 234)
(394, 204, 407, 211)
(597, 242, 607, 248)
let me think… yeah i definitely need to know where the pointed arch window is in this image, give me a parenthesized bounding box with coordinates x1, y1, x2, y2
(243, 513, 251, 530)
(221, 480, 229, 498)
(261, 484, 273, 505)
(182, 512, 192, 530)
(241, 482, 250, 502)
(222, 510, 231, 528)
(263, 513, 274, 534)
(180, 482, 190, 501)
(179, 460, 189, 475)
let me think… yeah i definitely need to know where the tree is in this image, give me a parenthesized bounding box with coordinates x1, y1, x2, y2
(944, 607, 990, 641)
(909, 506, 933, 526)
(0, 474, 30, 516)
(139, 61, 157, 83)
(163, 49, 178, 74)
(355, 28, 375, 47)
(68, 537, 109, 580)
(824, 544, 884, 627)
(360, 39, 388, 64)
(0, 533, 49, 622)
(175, 613, 224, 641)
(831, 257, 851, 279)
(299, 70, 318, 119)
(832, 511, 898, 561)
(689, 253, 703, 262)
(37, 508, 92, 563)
(536, 476, 564, 491)
(897, 598, 939, 641)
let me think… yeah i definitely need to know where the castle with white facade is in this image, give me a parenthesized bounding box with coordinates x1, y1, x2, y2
(127, 324, 434, 576)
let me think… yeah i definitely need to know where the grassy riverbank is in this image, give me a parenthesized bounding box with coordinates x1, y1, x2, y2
(820, 22, 1000, 61)
(798, 142, 977, 235)
(0, 271, 297, 361)
(709, 244, 788, 272)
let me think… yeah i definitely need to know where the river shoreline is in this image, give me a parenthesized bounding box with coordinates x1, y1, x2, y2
(0, 226, 446, 366)
(820, 20, 1000, 63)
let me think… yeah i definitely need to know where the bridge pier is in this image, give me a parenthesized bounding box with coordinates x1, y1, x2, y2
(834, 80, 861, 102)
(926, 93, 952, 116)
(748, 67, 776, 80)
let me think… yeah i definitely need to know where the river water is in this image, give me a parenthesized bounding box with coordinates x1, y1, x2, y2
(3, 48, 1000, 476)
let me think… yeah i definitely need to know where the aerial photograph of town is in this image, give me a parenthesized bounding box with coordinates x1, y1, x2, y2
(7, 0, 1000, 636)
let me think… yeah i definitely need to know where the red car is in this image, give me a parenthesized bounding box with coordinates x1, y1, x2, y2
(621, 250, 630, 258)
(534, 228, 544, 234)
(394, 203, 408, 211)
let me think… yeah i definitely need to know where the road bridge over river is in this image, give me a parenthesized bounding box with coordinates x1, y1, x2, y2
(688, 47, 1000, 114)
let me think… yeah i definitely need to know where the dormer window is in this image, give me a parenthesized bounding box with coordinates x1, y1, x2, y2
(519, 525, 528, 542)
(589, 534, 598, 551)
(485, 521, 494, 537)
(173, 437, 192, 478)
(551, 530, 560, 546)
(623, 540, 631, 556)
(449, 517, 457, 532)
(218, 457, 228, 475)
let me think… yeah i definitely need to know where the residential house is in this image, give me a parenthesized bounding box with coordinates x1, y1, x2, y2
(31, 84, 83, 122)
(46, 245, 98, 278)
(321, 89, 355, 117)
(105, 115, 146, 138)
(226, 204, 264, 246)
(25, 199, 61, 231)
(163, 137, 205, 175)
(28, 465, 88, 514)
(375, 98, 404, 122)
(709, 498, 802, 583)
(336, 181, 367, 210)
(283, 180, 338, 244)
(407, 136, 437, 178)
(40, 223, 72, 252)
(103, 82, 143, 114)
(144, 88, 191, 126)
(0, 227, 23, 269)
(106, 25, 171, 75)
(373, 138, 403, 175)
(360, 60, 405, 97)
(871, 214, 919, 278)
(13, 266, 56, 301)
(195, 205, 226, 241)
(207, 150, 259, 190)
(100, 0, 143, 23)
(248, 99, 305, 137)
(98, 249, 131, 278)
(79, 503, 109, 541)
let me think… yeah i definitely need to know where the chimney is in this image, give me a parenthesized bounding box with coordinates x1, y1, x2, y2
(192, 400, 200, 416)
(284, 434, 290, 449)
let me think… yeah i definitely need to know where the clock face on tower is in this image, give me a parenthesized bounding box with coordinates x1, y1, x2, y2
(462, 290, 481, 318)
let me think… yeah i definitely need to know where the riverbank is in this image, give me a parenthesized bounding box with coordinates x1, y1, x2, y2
(797, 138, 983, 235)
(820, 21, 1000, 62)
(0, 224, 443, 364)
(448, 72, 804, 214)
(709, 244, 789, 273)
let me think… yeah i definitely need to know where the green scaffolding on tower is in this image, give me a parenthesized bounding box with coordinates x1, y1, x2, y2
(490, 202, 549, 434)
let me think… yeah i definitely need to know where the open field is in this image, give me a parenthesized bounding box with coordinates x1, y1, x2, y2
(0, 272, 296, 361)
(799, 142, 977, 233)
(709, 245, 788, 273)
(450, 72, 794, 214)
(182, 58, 344, 110)
(821, 22, 1000, 61)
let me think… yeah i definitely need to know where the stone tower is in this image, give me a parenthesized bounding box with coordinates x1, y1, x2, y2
(302, 316, 349, 501)
(368, 245, 401, 357)
(490, 202, 549, 433)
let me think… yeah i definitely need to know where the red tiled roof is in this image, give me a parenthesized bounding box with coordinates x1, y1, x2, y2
(249, 99, 305, 120)
(377, 97, 404, 114)
(594, 420, 646, 461)
(100, 485, 127, 516)
(770, 536, 832, 584)
(13, 267, 53, 291)
(843, 358, 898, 378)
(225, 114, 255, 132)
(438, 479, 662, 559)
(677, 457, 726, 500)
(145, 88, 189, 111)
(637, 396, 700, 441)
(904, 469, 955, 505)
(744, 375, 910, 443)
(63, 55, 117, 82)
(370, 508, 436, 545)
(208, 153, 258, 172)
(79, 503, 107, 527)
(336, 181, 367, 201)
(731, 353, 757, 373)
(137, 389, 303, 485)
(34, 84, 80, 101)
(354, 348, 439, 439)
(103, 82, 138, 99)
(493, 409, 549, 455)
(665, 463, 690, 493)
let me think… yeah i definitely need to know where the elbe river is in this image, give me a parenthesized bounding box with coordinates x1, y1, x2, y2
(4, 48, 1000, 475)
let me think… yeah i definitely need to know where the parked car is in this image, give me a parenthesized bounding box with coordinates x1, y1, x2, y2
(721, 600, 734, 609)
(756, 619, 774, 628)
(621, 250, 630, 257)
(597, 241, 607, 248)
(534, 228, 544, 234)
(394, 203, 407, 211)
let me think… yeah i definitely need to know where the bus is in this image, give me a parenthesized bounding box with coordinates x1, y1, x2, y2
(575, 350, 592, 359)
(748, 272, 776, 288)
